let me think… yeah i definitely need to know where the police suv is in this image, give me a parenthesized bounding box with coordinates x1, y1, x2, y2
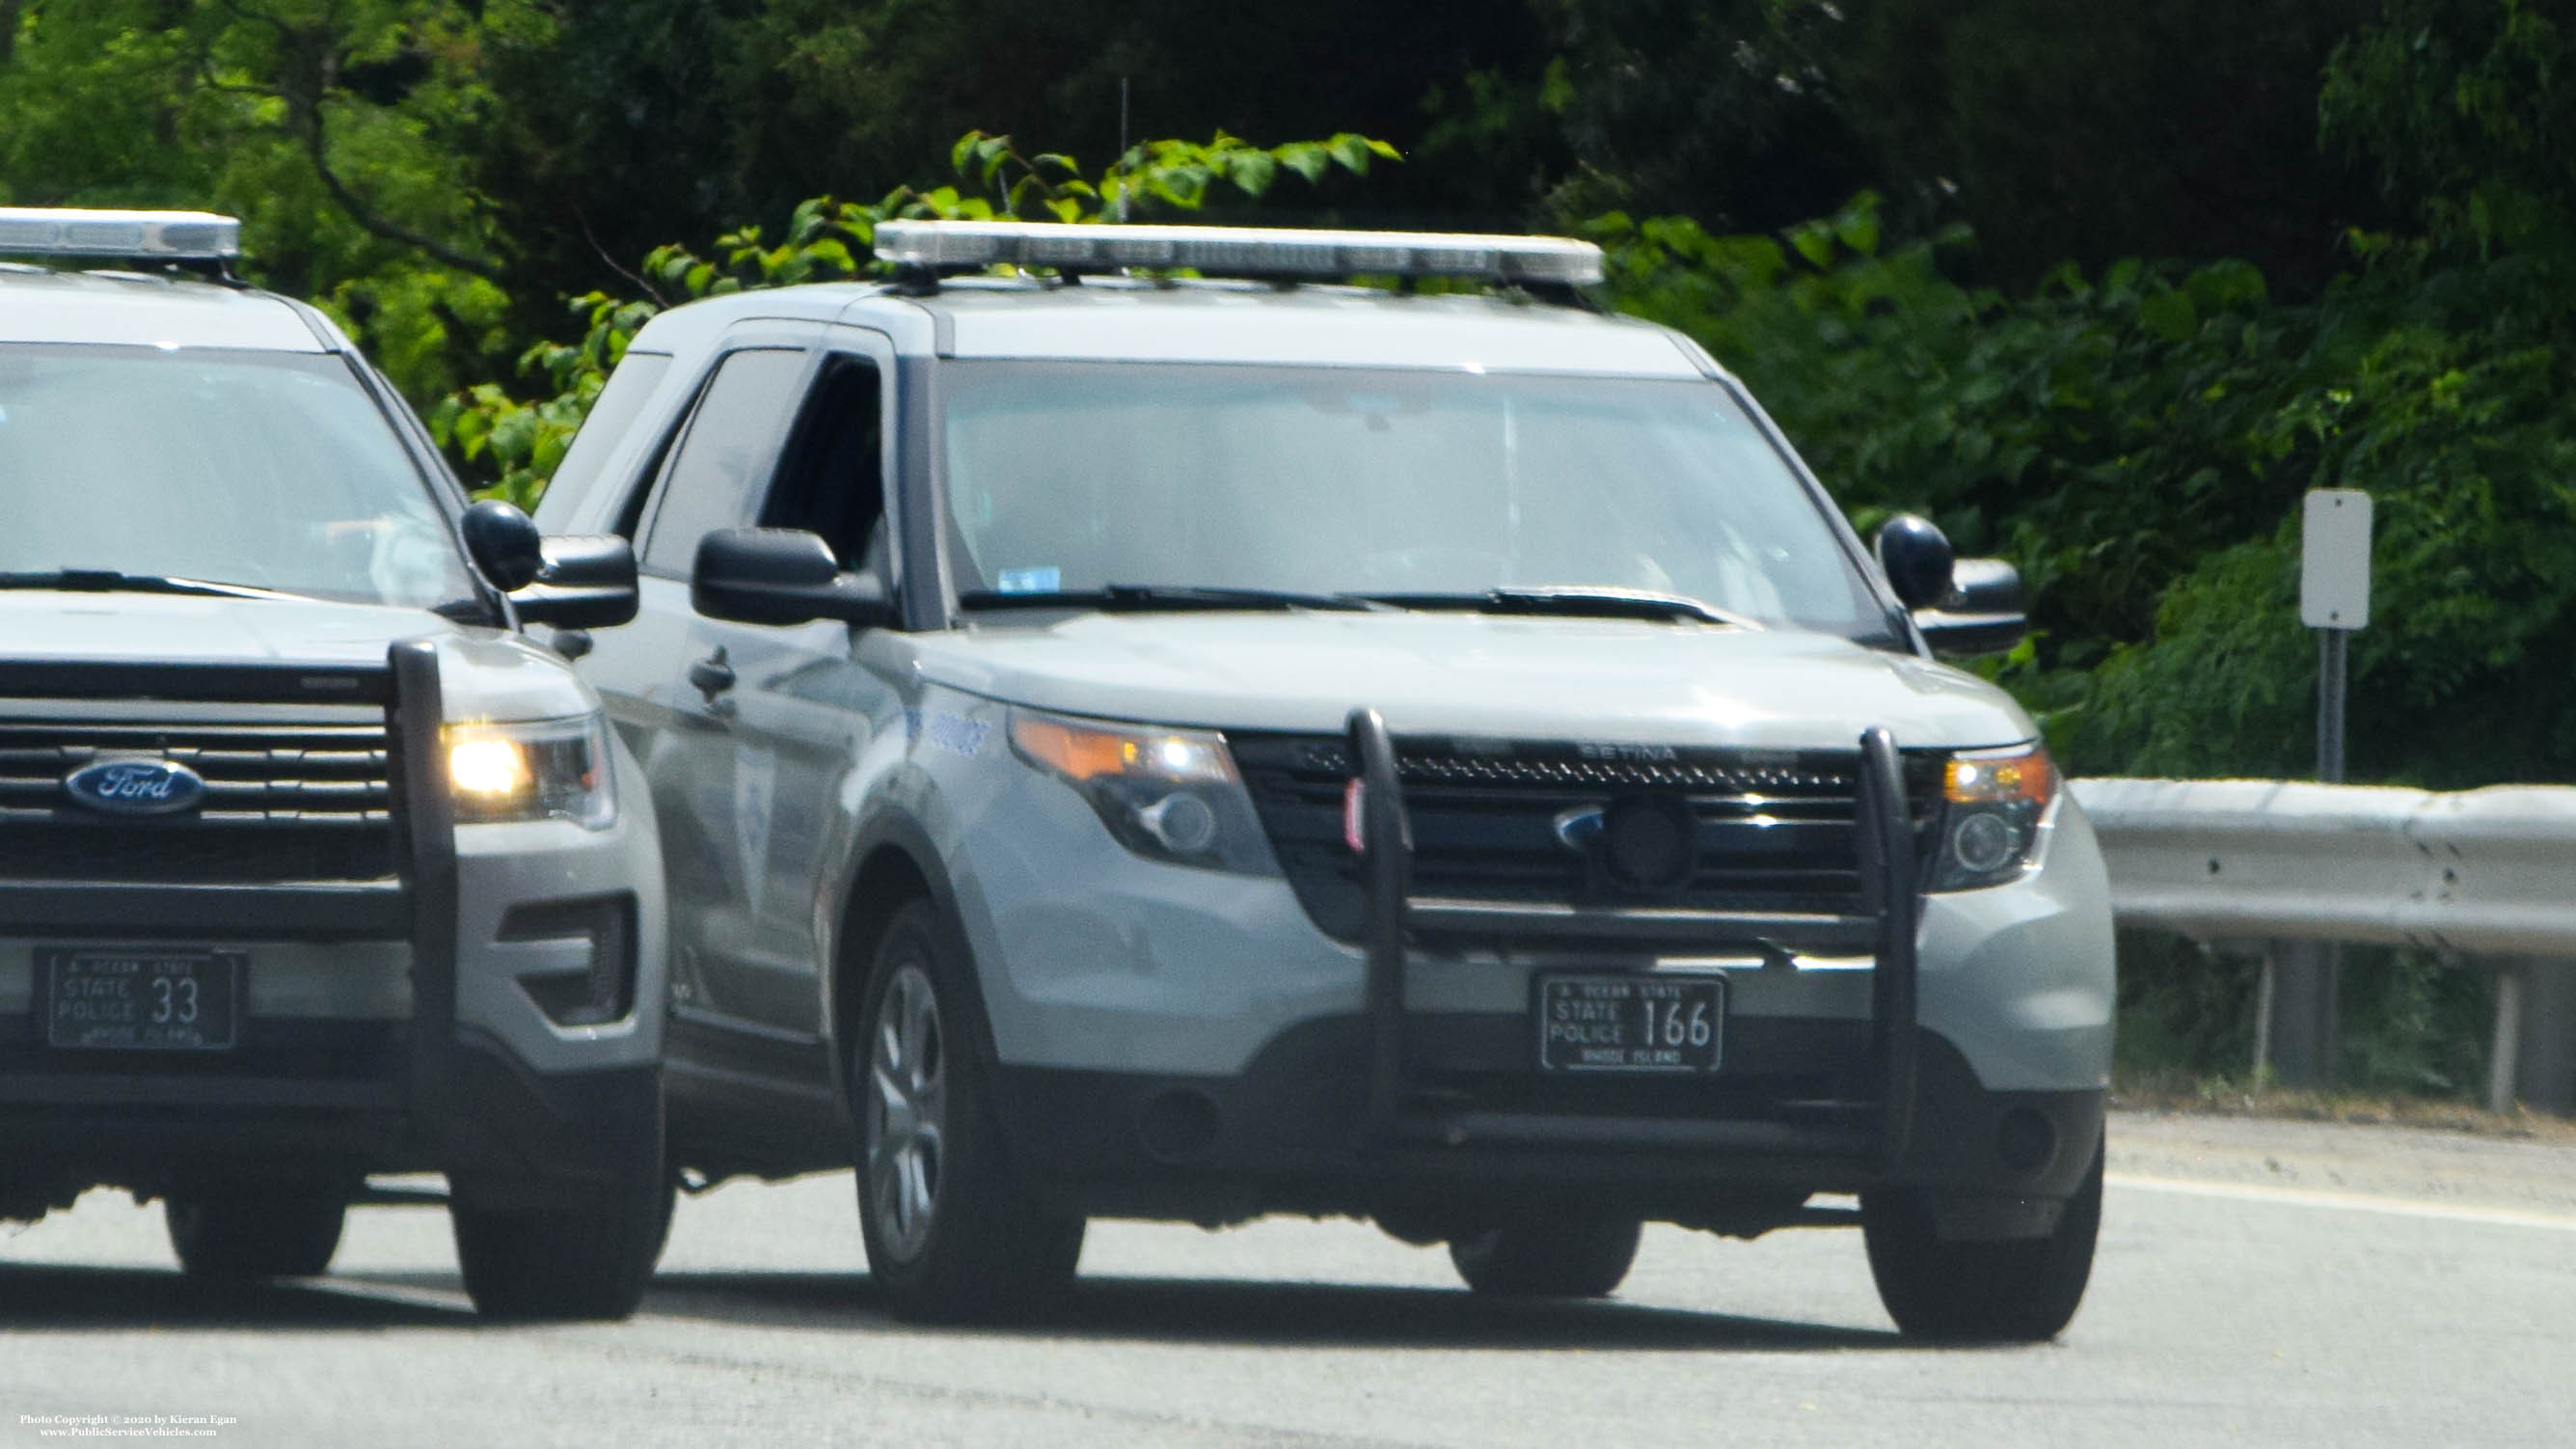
(537, 219, 2117, 1338)
(0, 210, 669, 1319)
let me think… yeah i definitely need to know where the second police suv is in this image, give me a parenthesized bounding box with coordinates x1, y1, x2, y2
(535, 219, 2118, 1339)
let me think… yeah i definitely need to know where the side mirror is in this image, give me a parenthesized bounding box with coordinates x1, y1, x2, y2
(460, 499, 545, 592)
(692, 528, 895, 627)
(1913, 557, 2028, 656)
(1872, 513, 1955, 610)
(513, 534, 639, 629)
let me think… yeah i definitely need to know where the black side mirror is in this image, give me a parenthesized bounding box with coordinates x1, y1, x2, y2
(514, 534, 640, 629)
(693, 528, 895, 627)
(460, 499, 545, 592)
(1913, 557, 2028, 656)
(1873, 513, 1955, 610)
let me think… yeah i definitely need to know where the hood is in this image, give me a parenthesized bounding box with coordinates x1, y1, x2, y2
(911, 611, 2035, 750)
(0, 592, 596, 723)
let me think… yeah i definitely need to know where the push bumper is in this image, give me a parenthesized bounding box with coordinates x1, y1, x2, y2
(982, 712, 2103, 1233)
(0, 642, 663, 1216)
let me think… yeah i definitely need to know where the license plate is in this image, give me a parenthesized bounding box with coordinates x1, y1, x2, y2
(1535, 973, 1723, 1074)
(43, 948, 242, 1051)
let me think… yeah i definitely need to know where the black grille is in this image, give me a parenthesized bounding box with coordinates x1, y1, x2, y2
(1232, 733, 1941, 941)
(0, 708, 399, 883)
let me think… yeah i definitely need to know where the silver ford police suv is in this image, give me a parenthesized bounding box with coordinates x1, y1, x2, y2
(0, 210, 670, 1319)
(537, 219, 2117, 1339)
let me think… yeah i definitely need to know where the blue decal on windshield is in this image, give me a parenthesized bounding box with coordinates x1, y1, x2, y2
(996, 566, 1061, 594)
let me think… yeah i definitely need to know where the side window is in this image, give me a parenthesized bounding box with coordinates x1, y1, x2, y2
(534, 351, 671, 533)
(759, 356, 886, 574)
(637, 348, 808, 577)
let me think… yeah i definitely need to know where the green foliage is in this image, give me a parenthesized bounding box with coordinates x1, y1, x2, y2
(428, 130, 1396, 505)
(2323, 0, 2576, 265)
(0, 0, 521, 400)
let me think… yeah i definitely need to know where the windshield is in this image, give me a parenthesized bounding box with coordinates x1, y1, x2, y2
(0, 343, 472, 608)
(940, 362, 1888, 639)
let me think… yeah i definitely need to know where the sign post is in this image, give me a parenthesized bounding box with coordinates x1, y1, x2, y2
(2267, 489, 2373, 1087)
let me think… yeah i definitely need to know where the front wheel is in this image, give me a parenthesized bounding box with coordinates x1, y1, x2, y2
(166, 1182, 346, 1280)
(854, 899, 1083, 1322)
(450, 1163, 674, 1322)
(1861, 1139, 2103, 1342)
(1448, 1210, 1641, 1298)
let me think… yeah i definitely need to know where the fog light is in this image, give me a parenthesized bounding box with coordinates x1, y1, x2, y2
(1950, 810, 2021, 874)
(1997, 1106, 2057, 1173)
(1134, 792, 1218, 855)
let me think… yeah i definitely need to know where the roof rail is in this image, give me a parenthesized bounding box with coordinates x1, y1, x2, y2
(872, 219, 1604, 293)
(0, 207, 242, 279)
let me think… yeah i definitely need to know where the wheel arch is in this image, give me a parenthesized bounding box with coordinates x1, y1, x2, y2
(824, 813, 994, 1109)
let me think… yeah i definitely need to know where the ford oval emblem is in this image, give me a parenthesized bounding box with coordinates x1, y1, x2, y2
(64, 757, 207, 816)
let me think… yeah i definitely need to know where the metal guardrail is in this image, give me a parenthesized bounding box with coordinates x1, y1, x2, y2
(2072, 779, 2576, 1114)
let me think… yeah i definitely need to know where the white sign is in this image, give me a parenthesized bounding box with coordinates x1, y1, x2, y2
(2300, 489, 2373, 630)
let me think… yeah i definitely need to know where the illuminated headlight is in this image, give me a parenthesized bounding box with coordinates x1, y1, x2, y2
(1007, 707, 1273, 873)
(1932, 742, 2055, 890)
(446, 715, 616, 829)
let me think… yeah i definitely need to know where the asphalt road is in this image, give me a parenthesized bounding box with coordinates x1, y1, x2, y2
(4, 1111, 2573, 1449)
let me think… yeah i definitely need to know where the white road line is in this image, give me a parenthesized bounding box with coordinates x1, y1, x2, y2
(2108, 1171, 2576, 1234)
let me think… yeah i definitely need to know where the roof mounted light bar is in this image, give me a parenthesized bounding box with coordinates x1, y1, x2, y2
(873, 219, 1603, 287)
(0, 207, 242, 262)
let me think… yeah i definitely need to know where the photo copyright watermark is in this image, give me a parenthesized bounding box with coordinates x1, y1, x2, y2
(16, 1414, 238, 1439)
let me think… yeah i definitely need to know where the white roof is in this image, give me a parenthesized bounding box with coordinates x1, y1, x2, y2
(0, 267, 324, 350)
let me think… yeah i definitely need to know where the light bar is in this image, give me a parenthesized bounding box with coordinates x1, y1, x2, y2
(0, 207, 241, 261)
(874, 219, 1603, 287)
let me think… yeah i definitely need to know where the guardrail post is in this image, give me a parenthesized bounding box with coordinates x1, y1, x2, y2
(2513, 960, 2574, 1114)
(2481, 959, 2574, 1115)
(2488, 963, 2525, 1114)
(2269, 939, 2340, 1089)
(2248, 942, 2278, 1082)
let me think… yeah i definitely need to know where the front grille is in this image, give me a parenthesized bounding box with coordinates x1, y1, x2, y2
(1232, 733, 1941, 941)
(0, 707, 399, 883)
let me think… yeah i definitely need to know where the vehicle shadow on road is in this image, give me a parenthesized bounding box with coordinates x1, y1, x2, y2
(0, 1262, 474, 1331)
(623, 1269, 1901, 1352)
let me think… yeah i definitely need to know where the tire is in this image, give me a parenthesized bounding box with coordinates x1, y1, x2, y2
(1448, 1210, 1641, 1299)
(451, 1139, 674, 1322)
(854, 899, 1084, 1323)
(1861, 1139, 2103, 1342)
(166, 1184, 346, 1280)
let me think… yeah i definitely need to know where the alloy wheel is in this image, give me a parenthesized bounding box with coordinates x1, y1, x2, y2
(866, 962, 947, 1261)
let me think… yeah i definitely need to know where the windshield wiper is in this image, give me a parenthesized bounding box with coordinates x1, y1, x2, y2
(959, 583, 1383, 614)
(0, 569, 312, 602)
(1356, 587, 1762, 629)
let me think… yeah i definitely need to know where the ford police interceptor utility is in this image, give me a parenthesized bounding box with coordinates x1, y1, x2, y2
(0, 209, 670, 1319)
(534, 218, 2117, 1339)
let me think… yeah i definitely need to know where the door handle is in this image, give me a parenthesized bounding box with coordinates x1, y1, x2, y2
(688, 645, 737, 702)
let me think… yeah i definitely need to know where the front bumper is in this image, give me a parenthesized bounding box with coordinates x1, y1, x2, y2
(963, 711, 2112, 1231)
(0, 642, 664, 1214)
(990, 1022, 2102, 1226)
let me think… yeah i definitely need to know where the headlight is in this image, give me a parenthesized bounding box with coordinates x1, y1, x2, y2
(1932, 742, 2054, 890)
(446, 714, 616, 829)
(1007, 707, 1273, 874)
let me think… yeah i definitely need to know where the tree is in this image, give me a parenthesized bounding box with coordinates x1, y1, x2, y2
(0, 0, 518, 398)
